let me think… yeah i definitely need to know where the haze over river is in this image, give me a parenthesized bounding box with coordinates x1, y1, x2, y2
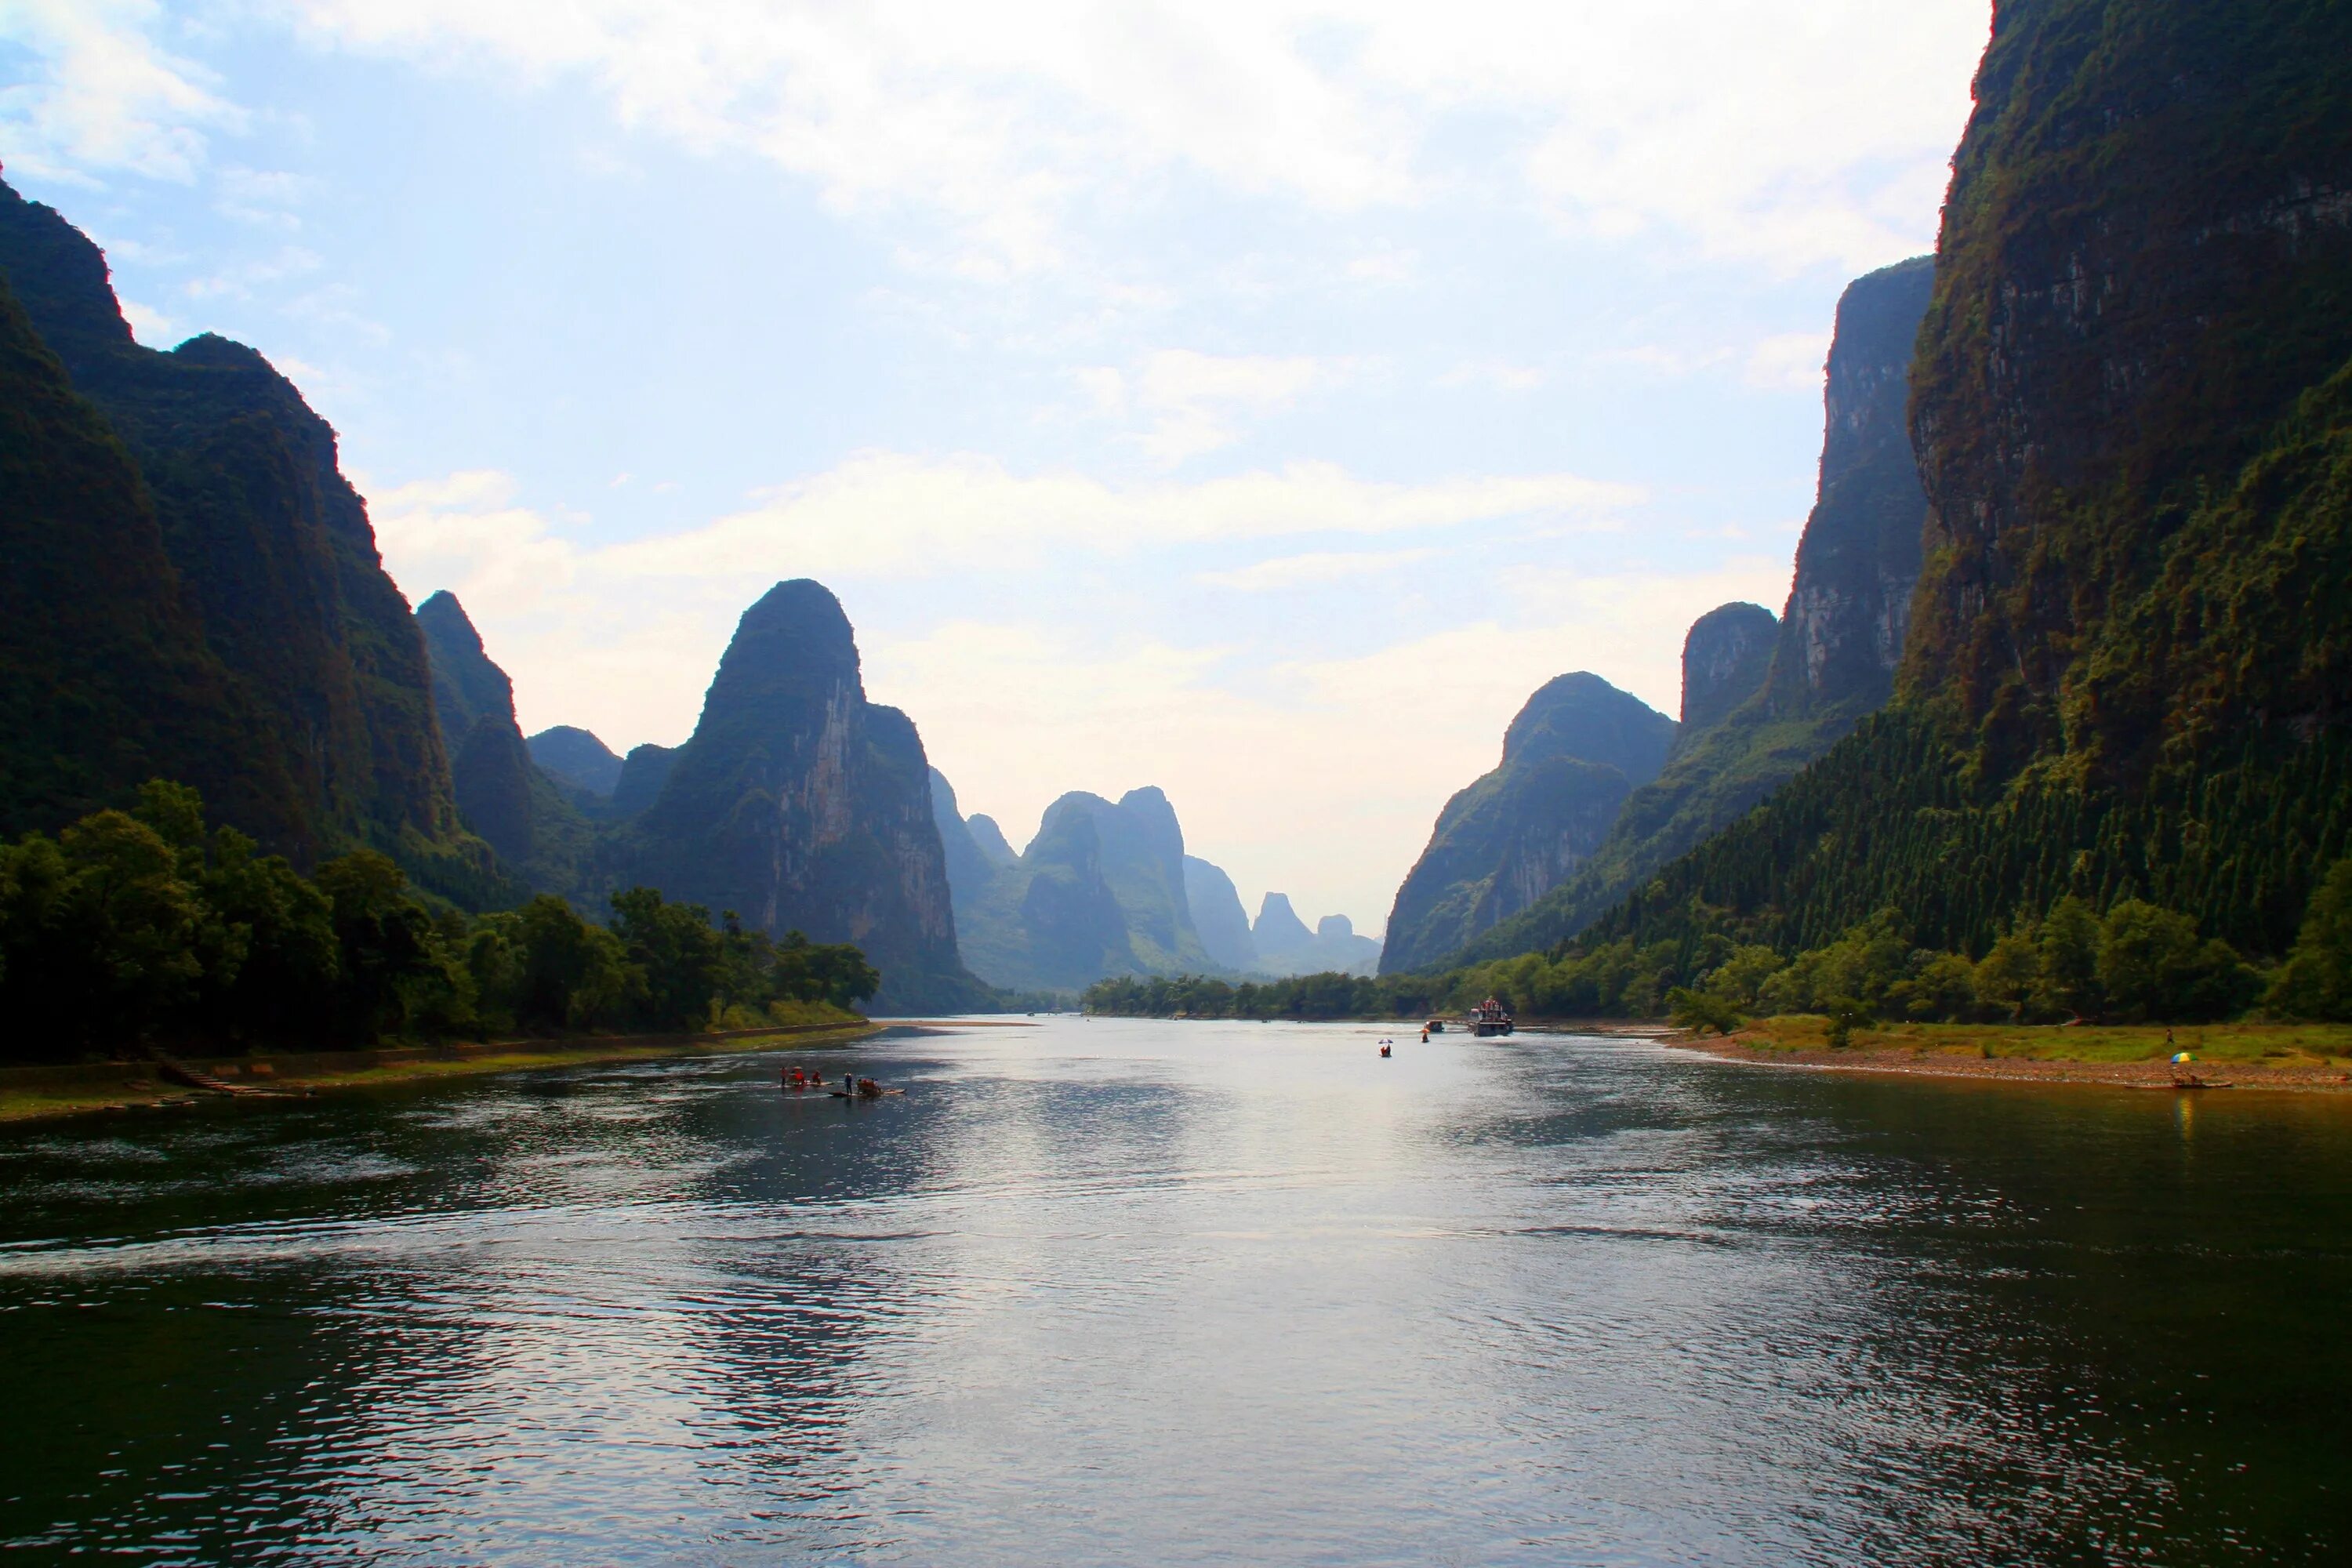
(2, 1019, 2347, 1563)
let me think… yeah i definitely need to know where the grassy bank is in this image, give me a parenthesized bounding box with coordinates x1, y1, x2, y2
(1675, 1017, 2352, 1091)
(0, 1012, 879, 1125)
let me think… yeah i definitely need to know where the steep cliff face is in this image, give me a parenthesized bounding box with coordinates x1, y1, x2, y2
(0, 271, 296, 839)
(528, 727, 623, 799)
(1446, 256, 1936, 967)
(1184, 856, 1258, 972)
(631, 581, 978, 1009)
(1563, 0, 2352, 967)
(1379, 673, 1675, 974)
(0, 178, 468, 882)
(1904, 0, 2352, 775)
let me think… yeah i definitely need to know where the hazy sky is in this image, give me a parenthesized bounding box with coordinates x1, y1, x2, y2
(0, 0, 1985, 935)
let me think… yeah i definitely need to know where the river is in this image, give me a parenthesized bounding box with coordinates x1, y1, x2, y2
(2, 1018, 2347, 1564)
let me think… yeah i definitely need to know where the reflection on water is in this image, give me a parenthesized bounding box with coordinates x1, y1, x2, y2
(2, 1021, 2348, 1564)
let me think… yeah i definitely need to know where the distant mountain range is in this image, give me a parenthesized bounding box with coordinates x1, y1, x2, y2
(931, 778, 1378, 989)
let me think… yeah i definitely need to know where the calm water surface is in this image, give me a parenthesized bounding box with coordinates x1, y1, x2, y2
(2, 1019, 2348, 1564)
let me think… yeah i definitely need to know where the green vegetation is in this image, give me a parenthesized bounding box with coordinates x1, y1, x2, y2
(1728, 1016, 2352, 1068)
(1089, 856, 2352, 1030)
(0, 782, 879, 1065)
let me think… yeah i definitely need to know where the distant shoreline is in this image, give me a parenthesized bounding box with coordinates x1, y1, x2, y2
(0, 1020, 882, 1126)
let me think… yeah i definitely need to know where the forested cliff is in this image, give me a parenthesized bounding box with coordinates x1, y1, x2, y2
(1563, 0, 2352, 969)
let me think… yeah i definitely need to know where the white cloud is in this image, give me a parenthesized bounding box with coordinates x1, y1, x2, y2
(117, 295, 176, 344)
(1744, 332, 1831, 393)
(590, 451, 1635, 579)
(1196, 547, 1436, 591)
(0, 0, 240, 182)
(1083, 348, 1336, 463)
(34, 1, 1981, 276)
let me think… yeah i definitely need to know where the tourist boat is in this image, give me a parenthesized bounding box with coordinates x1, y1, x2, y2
(1424, 1018, 1446, 1034)
(1466, 998, 1515, 1037)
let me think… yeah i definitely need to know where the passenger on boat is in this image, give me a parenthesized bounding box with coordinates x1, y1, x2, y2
(858, 1076, 881, 1098)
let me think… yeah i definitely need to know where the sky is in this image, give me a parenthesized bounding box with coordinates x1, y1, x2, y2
(0, 0, 1987, 938)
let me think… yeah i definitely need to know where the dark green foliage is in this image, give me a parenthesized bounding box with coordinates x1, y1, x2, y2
(0, 273, 299, 842)
(0, 177, 476, 882)
(2265, 859, 2352, 1020)
(0, 784, 879, 1063)
(1381, 673, 1675, 974)
(1665, 986, 1741, 1036)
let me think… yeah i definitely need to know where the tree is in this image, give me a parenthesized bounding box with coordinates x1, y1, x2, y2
(1667, 985, 1742, 1036)
(2098, 900, 2256, 1022)
(315, 851, 442, 1044)
(2032, 896, 2103, 1019)
(2268, 858, 2352, 1020)
(611, 887, 724, 1029)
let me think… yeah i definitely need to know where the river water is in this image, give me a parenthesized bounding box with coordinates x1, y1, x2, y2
(2, 1018, 2347, 1565)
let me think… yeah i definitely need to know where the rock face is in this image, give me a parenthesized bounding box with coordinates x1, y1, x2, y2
(529, 728, 624, 798)
(1379, 673, 1675, 973)
(0, 178, 470, 884)
(630, 581, 978, 1011)
(1449, 256, 1936, 967)
(415, 592, 594, 897)
(1563, 0, 2352, 965)
(1184, 856, 1258, 972)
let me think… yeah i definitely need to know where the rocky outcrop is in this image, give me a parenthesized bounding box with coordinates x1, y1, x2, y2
(610, 744, 676, 818)
(1379, 673, 1675, 973)
(967, 814, 1018, 868)
(529, 727, 624, 799)
(1253, 894, 1313, 958)
(1184, 856, 1258, 972)
(0, 178, 471, 884)
(930, 768, 1004, 928)
(1258, 911, 1383, 978)
(1675, 604, 1777, 740)
(1447, 255, 1936, 967)
(962, 788, 1218, 990)
(629, 580, 980, 1011)
(414, 592, 594, 897)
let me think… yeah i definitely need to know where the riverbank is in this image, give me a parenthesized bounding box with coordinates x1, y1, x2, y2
(0, 1016, 883, 1125)
(1669, 1016, 2352, 1092)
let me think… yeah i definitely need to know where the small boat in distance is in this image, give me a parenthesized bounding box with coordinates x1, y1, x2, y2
(1425, 1018, 1446, 1034)
(1466, 998, 1515, 1037)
